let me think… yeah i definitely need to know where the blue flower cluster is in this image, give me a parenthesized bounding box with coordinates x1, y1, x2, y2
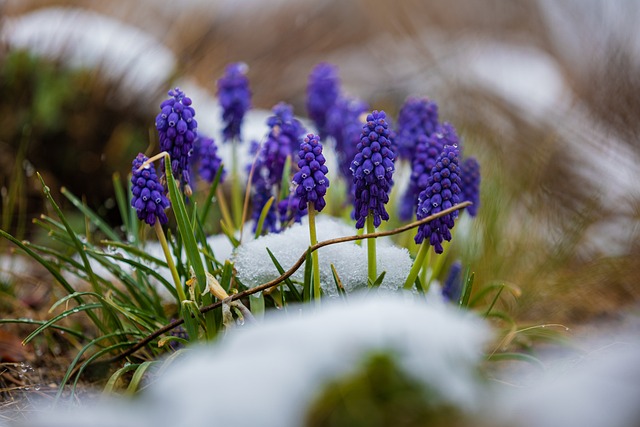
(130, 153, 171, 226)
(461, 157, 481, 217)
(414, 144, 462, 254)
(395, 97, 439, 160)
(195, 136, 225, 184)
(350, 110, 396, 229)
(326, 96, 368, 194)
(217, 62, 251, 142)
(292, 134, 330, 212)
(442, 261, 463, 303)
(251, 103, 307, 233)
(155, 87, 197, 193)
(400, 122, 459, 221)
(306, 63, 340, 140)
(267, 102, 307, 156)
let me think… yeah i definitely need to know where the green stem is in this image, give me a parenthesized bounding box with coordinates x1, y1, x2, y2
(308, 203, 321, 303)
(421, 247, 432, 293)
(154, 221, 186, 304)
(366, 213, 376, 286)
(403, 240, 429, 290)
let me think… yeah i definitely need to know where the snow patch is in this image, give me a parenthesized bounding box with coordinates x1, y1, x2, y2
(233, 216, 413, 296)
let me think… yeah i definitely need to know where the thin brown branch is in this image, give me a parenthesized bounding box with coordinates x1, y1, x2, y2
(101, 201, 471, 364)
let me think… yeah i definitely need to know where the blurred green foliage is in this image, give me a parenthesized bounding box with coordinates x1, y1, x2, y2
(305, 352, 468, 427)
(0, 50, 151, 236)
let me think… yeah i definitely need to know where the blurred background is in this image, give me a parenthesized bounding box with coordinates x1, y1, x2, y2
(1, 0, 639, 328)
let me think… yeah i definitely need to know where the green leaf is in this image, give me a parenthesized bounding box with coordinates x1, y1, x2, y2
(61, 187, 121, 242)
(0, 319, 87, 340)
(254, 196, 275, 239)
(369, 271, 386, 289)
(103, 363, 140, 395)
(165, 162, 206, 295)
(23, 303, 103, 345)
(126, 361, 157, 395)
(37, 174, 103, 298)
(55, 331, 138, 400)
(266, 247, 302, 301)
(220, 218, 240, 248)
(330, 264, 347, 298)
(460, 272, 475, 308)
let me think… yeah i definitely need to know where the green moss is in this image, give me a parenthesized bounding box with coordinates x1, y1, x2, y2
(305, 352, 468, 427)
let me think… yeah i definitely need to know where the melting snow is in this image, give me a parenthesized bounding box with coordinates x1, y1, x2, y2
(23, 293, 491, 427)
(233, 215, 413, 296)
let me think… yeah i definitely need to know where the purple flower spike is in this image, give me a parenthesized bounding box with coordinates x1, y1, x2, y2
(399, 122, 460, 221)
(195, 136, 225, 184)
(217, 62, 251, 142)
(292, 134, 330, 212)
(130, 153, 171, 226)
(442, 261, 463, 303)
(350, 110, 396, 229)
(155, 87, 197, 193)
(396, 97, 439, 160)
(250, 103, 307, 234)
(414, 144, 462, 254)
(306, 63, 340, 140)
(461, 157, 481, 217)
(326, 96, 368, 192)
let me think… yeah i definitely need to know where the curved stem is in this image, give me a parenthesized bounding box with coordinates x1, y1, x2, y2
(100, 201, 471, 363)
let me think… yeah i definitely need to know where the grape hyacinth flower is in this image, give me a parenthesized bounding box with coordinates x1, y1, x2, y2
(399, 122, 460, 221)
(414, 144, 462, 254)
(155, 87, 197, 194)
(306, 63, 340, 140)
(130, 153, 170, 226)
(442, 261, 463, 303)
(217, 62, 251, 143)
(195, 136, 225, 184)
(461, 157, 481, 217)
(292, 133, 329, 302)
(292, 134, 330, 212)
(251, 103, 306, 234)
(395, 97, 439, 160)
(326, 96, 368, 197)
(350, 110, 396, 229)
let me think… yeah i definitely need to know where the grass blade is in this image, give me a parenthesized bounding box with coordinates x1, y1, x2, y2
(61, 187, 121, 242)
